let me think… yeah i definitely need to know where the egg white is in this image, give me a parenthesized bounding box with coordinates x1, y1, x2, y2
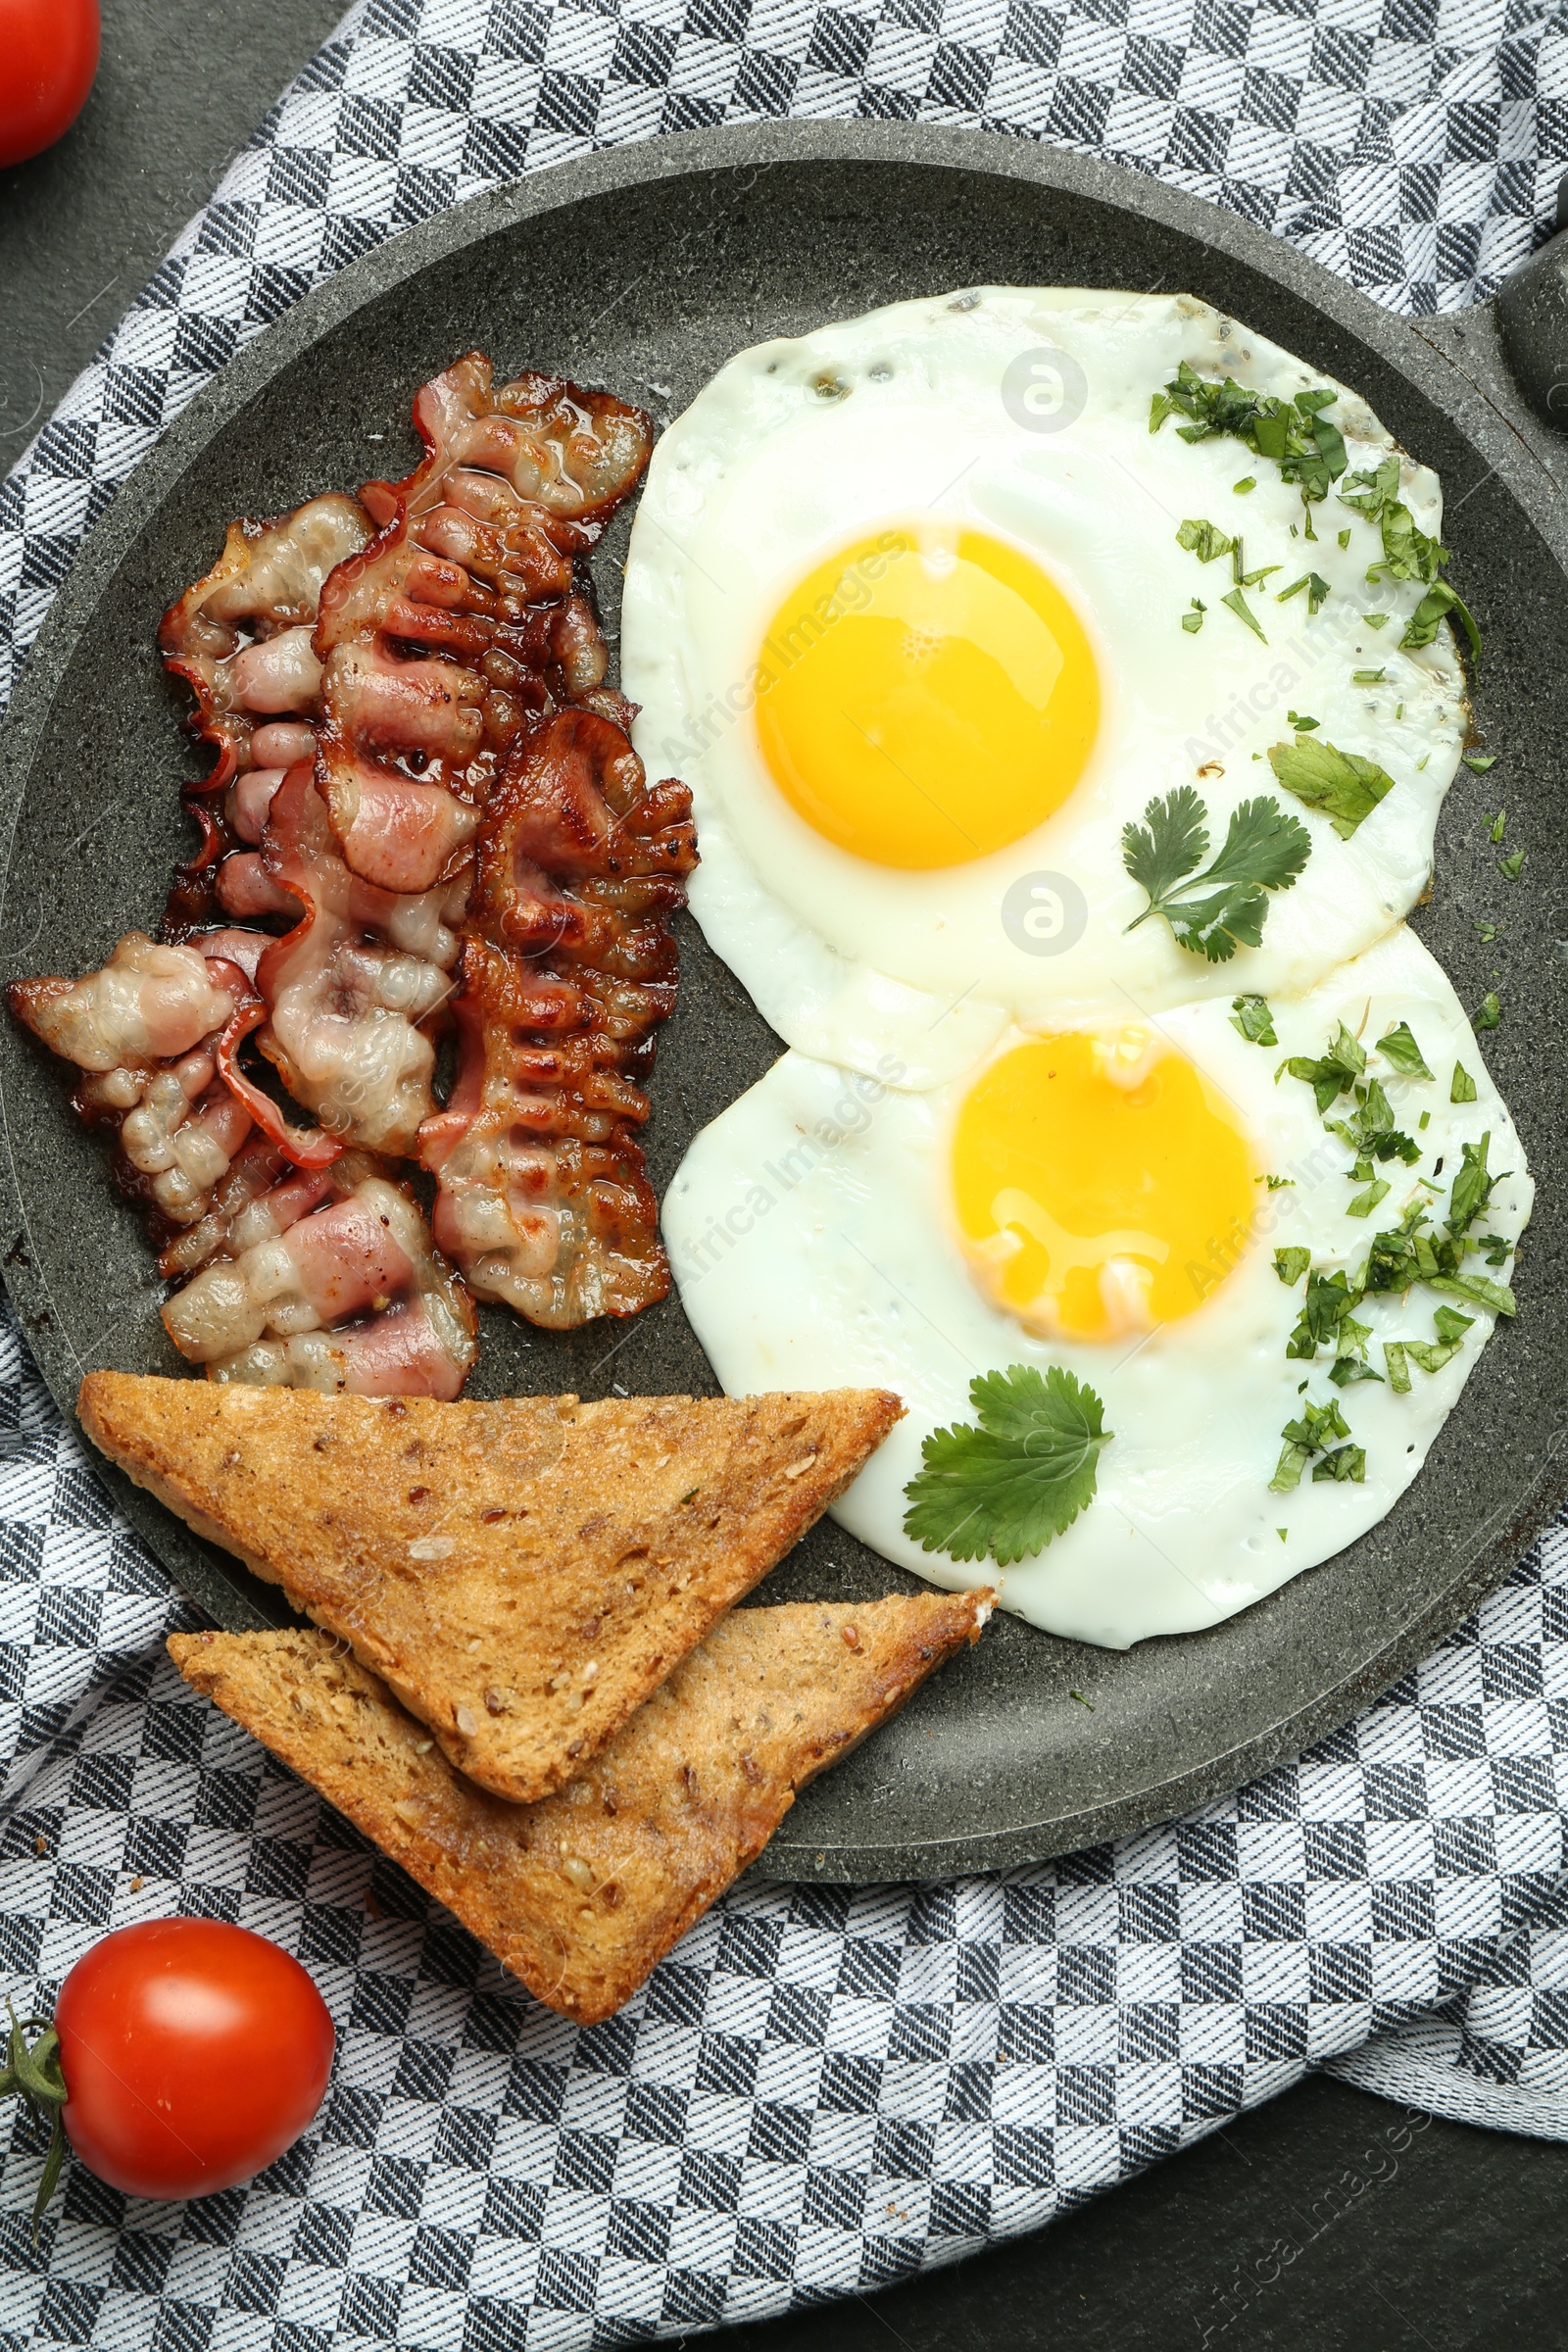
(624, 289, 1468, 1090)
(662, 926, 1530, 1648)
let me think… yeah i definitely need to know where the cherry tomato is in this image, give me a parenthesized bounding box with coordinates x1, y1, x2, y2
(0, 0, 101, 172)
(54, 1919, 334, 2199)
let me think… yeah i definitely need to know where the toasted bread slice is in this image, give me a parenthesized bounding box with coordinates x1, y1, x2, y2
(170, 1592, 990, 2023)
(82, 1374, 902, 1803)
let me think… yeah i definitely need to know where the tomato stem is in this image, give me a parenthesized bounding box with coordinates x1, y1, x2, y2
(1, 1999, 69, 2240)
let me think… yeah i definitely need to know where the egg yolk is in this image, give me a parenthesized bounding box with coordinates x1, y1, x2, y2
(953, 1033, 1256, 1341)
(755, 526, 1100, 869)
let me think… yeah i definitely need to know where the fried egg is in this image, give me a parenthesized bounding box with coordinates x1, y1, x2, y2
(623, 290, 1467, 1088)
(662, 927, 1530, 1647)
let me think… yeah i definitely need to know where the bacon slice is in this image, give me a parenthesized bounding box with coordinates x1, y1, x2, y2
(250, 764, 461, 1156)
(7, 936, 259, 1234)
(419, 710, 697, 1326)
(159, 496, 372, 936)
(162, 1168, 476, 1398)
(311, 351, 652, 899)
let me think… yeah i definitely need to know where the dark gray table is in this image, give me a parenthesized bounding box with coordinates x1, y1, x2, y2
(5, 7, 1565, 2343)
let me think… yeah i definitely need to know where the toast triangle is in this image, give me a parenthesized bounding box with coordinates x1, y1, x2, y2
(170, 1592, 990, 2024)
(81, 1373, 902, 1803)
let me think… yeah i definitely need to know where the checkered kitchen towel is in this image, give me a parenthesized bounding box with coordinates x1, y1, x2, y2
(5, 0, 1568, 2342)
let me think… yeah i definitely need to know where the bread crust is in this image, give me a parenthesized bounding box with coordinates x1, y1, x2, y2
(82, 1374, 903, 1801)
(170, 1592, 990, 2023)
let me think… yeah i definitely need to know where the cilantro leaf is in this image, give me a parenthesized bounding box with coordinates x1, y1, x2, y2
(1278, 1020, 1366, 1112)
(1313, 1445, 1367, 1483)
(1274, 1247, 1310, 1286)
(903, 1366, 1111, 1565)
(1231, 994, 1277, 1045)
(1476, 992, 1501, 1031)
(1450, 1062, 1477, 1103)
(1267, 735, 1396, 840)
(1377, 1022, 1433, 1079)
(1123, 792, 1310, 963)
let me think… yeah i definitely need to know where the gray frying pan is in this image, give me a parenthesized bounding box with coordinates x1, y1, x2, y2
(3, 122, 1566, 1879)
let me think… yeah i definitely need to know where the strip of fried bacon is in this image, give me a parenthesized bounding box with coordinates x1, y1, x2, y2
(162, 1164, 476, 1399)
(158, 494, 372, 937)
(418, 709, 697, 1325)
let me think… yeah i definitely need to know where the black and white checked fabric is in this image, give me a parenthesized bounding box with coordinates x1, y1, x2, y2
(5, 0, 1568, 2340)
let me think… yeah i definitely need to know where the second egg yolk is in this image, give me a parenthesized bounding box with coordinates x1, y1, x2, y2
(952, 1033, 1257, 1341)
(755, 525, 1100, 870)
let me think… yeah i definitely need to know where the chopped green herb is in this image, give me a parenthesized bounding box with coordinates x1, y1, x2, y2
(1230, 993, 1277, 1045)
(1363, 612, 1390, 628)
(1377, 1021, 1433, 1080)
(1385, 1305, 1472, 1392)
(1152, 364, 1348, 524)
(1429, 1269, 1515, 1316)
(903, 1365, 1111, 1565)
(1287, 1268, 1361, 1360)
(1122, 786, 1310, 963)
(1288, 710, 1319, 731)
(1222, 586, 1267, 641)
(1473, 917, 1501, 946)
(1338, 528, 1352, 549)
(1450, 1062, 1477, 1103)
(1313, 1445, 1367, 1483)
(1488, 808, 1506, 842)
(1416, 754, 1430, 770)
(1271, 1395, 1351, 1492)
(1446, 1132, 1502, 1240)
(1275, 571, 1331, 612)
(1181, 599, 1206, 633)
(1498, 849, 1525, 881)
(1278, 1019, 1366, 1112)
(1177, 517, 1236, 564)
(1419, 1110, 1431, 1130)
(1352, 666, 1387, 685)
(1464, 752, 1497, 773)
(1274, 1247, 1311, 1286)
(1405, 578, 1482, 662)
(1348, 1175, 1392, 1219)
(1265, 1174, 1294, 1191)
(1475, 992, 1501, 1031)
(1233, 476, 1256, 493)
(1278, 1527, 1289, 1541)
(1326, 1078, 1422, 1167)
(1267, 734, 1395, 840)
(1339, 455, 1480, 659)
(1069, 1690, 1096, 1709)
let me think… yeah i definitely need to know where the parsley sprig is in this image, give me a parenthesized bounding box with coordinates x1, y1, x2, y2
(1122, 787, 1310, 962)
(903, 1366, 1111, 1565)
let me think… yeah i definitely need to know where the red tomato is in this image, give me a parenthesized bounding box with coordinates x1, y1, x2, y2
(54, 1919, 334, 2200)
(0, 0, 101, 171)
